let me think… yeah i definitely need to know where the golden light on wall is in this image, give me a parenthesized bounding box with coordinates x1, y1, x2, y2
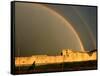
(15, 49, 96, 67)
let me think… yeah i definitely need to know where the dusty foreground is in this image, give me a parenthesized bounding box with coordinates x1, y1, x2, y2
(15, 60, 97, 74)
(14, 49, 97, 74)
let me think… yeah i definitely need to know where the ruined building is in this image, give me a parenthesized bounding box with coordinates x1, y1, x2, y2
(15, 49, 97, 67)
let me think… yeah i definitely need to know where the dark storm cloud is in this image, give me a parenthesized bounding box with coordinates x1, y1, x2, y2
(15, 2, 97, 57)
(46, 4, 97, 51)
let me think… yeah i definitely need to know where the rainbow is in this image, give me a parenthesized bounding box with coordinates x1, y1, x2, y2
(32, 4, 85, 51)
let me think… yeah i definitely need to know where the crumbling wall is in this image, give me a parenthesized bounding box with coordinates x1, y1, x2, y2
(15, 50, 97, 67)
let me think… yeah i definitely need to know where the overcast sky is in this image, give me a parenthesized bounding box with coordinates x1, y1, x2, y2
(14, 2, 97, 57)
